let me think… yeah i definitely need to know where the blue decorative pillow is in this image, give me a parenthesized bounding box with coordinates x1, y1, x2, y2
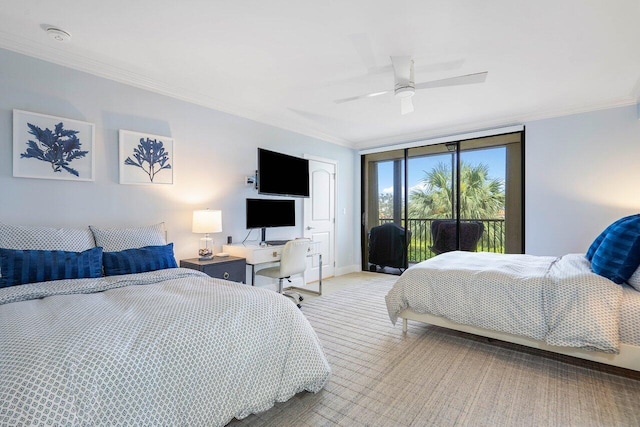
(590, 216, 640, 284)
(586, 214, 639, 261)
(0, 247, 103, 288)
(102, 243, 178, 276)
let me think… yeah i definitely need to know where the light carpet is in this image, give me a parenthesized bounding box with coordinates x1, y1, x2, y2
(232, 274, 640, 426)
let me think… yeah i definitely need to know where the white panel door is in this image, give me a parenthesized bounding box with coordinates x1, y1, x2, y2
(303, 158, 335, 281)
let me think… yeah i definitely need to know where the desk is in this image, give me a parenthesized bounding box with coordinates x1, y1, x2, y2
(222, 241, 323, 295)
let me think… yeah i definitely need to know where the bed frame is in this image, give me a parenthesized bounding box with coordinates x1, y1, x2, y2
(399, 309, 640, 372)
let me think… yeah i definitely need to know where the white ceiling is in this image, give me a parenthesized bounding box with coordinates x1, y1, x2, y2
(1, 1, 639, 149)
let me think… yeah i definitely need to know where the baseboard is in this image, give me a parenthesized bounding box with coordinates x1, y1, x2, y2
(334, 264, 360, 277)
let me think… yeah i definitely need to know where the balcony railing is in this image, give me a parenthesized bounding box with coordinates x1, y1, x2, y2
(378, 218, 505, 263)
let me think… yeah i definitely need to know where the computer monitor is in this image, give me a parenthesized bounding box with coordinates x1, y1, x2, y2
(246, 198, 295, 242)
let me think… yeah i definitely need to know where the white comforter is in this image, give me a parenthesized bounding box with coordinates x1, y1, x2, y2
(385, 252, 623, 353)
(0, 268, 330, 426)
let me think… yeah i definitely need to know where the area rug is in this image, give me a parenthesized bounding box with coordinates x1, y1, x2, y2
(232, 275, 640, 426)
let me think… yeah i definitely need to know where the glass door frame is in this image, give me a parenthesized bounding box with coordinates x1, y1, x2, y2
(361, 131, 524, 271)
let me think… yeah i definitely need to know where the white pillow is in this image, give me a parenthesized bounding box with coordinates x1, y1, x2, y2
(627, 267, 640, 292)
(90, 223, 167, 252)
(0, 223, 95, 251)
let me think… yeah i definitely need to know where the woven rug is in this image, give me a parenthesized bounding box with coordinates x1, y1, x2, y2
(232, 274, 640, 426)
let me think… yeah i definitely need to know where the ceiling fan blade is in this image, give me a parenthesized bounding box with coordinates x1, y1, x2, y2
(414, 71, 488, 90)
(349, 33, 378, 72)
(334, 90, 391, 104)
(400, 97, 414, 115)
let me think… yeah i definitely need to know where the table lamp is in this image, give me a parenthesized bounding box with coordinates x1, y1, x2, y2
(192, 209, 222, 260)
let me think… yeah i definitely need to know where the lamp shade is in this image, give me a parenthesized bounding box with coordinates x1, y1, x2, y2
(192, 210, 222, 234)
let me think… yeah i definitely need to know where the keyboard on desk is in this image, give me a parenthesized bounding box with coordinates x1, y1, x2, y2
(264, 240, 290, 246)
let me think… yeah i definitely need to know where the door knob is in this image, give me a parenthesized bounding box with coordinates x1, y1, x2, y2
(306, 226, 315, 230)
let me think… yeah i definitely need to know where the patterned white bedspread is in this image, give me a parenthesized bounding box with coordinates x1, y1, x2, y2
(385, 252, 623, 353)
(0, 268, 330, 426)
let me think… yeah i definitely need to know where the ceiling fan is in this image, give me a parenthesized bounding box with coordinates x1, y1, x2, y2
(334, 56, 488, 115)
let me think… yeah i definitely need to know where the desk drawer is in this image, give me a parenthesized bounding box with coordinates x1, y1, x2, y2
(249, 247, 282, 264)
(223, 244, 282, 264)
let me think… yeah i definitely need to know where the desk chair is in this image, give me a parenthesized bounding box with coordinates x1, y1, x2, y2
(256, 239, 311, 294)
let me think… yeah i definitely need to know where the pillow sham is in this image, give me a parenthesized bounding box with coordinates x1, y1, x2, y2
(0, 247, 103, 288)
(586, 214, 639, 261)
(0, 223, 95, 252)
(590, 216, 640, 284)
(627, 267, 640, 292)
(102, 243, 177, 276)
(90, 222, 166, 252)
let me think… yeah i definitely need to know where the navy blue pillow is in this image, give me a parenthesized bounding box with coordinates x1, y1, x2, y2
(0, 247, 103, 288)
(590, 216, 640, 284)
(102, 243, 178, 276)
(586, 214, 639, 261)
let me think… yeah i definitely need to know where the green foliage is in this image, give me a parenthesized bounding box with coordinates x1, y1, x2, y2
(377, 160, 507, 262)
(408, 161, 504, 220)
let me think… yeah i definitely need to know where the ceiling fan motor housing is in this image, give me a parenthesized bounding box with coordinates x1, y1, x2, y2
(395, 84, 415, 98)
(393, 56, 415, 98)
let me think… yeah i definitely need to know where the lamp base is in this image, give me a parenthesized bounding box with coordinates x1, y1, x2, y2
(198, 247, 213, 261)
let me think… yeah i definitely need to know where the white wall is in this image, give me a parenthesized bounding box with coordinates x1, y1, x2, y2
(0, 48, 360, 277)
(525, 104, 640, 256)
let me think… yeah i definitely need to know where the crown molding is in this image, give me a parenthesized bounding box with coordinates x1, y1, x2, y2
(0, 32, 634, 152)
(353, 98, 637, 150)
(0, 33, 352, 148)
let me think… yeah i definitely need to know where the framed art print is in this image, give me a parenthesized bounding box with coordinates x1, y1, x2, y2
(119, 129, 174, 185)
(13, 109, 95, 181)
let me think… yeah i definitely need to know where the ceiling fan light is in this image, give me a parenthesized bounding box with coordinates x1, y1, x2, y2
(395, 86, 415, 98)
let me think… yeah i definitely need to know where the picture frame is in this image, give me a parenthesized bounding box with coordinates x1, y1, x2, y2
(119, 129, 174, 185)
(13, 109, 95, 181)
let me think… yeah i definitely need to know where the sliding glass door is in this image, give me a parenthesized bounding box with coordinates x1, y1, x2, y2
(361, 132, 523, 270)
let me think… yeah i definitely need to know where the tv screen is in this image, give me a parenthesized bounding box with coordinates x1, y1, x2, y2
(246, 198, 295, 229)
(258, 148, 309, 197)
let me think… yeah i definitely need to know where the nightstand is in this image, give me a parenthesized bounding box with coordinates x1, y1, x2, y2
(180, 256, 246, 283)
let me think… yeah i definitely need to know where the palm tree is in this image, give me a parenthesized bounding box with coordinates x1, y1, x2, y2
(406, 161, 505, 259)
(409, 161, 504, 219)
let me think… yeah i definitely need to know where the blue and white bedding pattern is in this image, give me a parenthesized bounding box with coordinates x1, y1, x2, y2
(0, 268, 330, 426)
(386, 252, 624, 353)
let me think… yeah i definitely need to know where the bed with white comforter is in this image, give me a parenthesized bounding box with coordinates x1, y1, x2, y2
(386, 251, 640, 369)
(0, 268, 331, 426)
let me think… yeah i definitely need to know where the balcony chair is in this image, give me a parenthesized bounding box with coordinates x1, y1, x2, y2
(256, 239, 311, 305)
(430, 220, 484, 255)
(368, 223, 411, 273)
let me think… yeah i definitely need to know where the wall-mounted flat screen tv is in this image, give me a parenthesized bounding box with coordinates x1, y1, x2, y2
(258, 148, 309, 197)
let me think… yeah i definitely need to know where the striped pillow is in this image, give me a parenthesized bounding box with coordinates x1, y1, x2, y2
(586, 215, 638, 261)
(0, 247, 103, 288)
(590, 216, 640, 284)
(102, 244, 177, 276)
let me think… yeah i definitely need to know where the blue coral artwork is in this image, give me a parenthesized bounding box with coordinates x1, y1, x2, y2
(119, 130, 174, 185)
(13, 110, 95, 181)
